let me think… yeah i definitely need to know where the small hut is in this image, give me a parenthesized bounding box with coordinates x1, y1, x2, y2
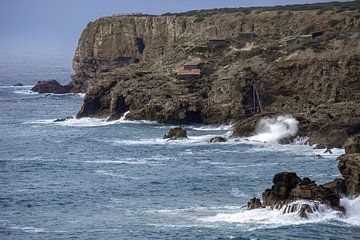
(176, 68, 201, 80)
(209, 36, 227, 48)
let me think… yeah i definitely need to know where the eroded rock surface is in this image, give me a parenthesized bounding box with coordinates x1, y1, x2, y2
(164, 127, 187, 140)
(32, 80, 73, 94)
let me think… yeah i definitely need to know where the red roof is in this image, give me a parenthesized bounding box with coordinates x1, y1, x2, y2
(177, 68, 201, 76)
(209, 36, 227, 41)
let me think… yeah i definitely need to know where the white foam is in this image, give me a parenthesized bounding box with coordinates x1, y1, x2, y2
(13, 89, 38, 95)
(340, 197, 360, 226)
(247, 115, 299, 143)
(191, 125, 233, 131)
(202, 200, 341, 227)
(28, 116, 156, 127)
(10, 225, 46, 233)
(95, 170, 140, 179)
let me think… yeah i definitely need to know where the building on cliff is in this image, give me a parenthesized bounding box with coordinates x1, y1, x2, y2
(176, 68, 201, 80)
(208, 36, 227, 48)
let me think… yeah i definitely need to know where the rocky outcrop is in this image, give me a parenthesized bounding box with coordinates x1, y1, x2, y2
(247, 197, 262, 210)
(32, 80, 73, 94)
(164, 127, 187, 140)
(254, 172, 344, 217)
(248, 136, 360, 217)
(64, 2, 360, 146)
(13, 83, 23, 87)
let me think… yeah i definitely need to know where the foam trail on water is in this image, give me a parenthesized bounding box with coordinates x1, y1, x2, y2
(248, 115, 298, 143)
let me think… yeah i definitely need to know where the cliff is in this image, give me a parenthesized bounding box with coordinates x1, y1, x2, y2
(67, 2, 360, 147)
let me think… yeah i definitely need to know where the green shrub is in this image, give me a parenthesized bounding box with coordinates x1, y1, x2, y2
(194, 15, 205, 23)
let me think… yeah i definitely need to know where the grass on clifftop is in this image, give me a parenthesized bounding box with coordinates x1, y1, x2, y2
(163, 1, 360, 17)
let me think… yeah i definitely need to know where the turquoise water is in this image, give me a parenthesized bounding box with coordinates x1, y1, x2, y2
(0, 53, 359, 240)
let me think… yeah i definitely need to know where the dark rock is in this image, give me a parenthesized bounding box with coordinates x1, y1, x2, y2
(247, 197, 262, 209)
(338, 153, 360, 197)
(32, 80, 72, 94)
(164, 127, 187, 140)
(54, 117, 73, 122)
(344, 135, 360, 154)
(324, 148, 333, 154)
(322, 178, 346, 196)
(298, 204, 313, 218)
(209, 136, 227, 143)
(13, 83, 23, 87)
(260, 172, 343, 212)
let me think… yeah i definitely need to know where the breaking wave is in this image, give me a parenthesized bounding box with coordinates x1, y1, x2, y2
(202, 197, 360, 227)
(248, 115, 299, 143)
(28, 115, 155, 127)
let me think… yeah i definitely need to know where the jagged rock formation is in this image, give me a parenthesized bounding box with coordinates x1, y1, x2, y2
(164, 127, 187, 140)
(248, 136, 360, 217)
(32, 80, 73, 94)
(65, 2, 360, 146)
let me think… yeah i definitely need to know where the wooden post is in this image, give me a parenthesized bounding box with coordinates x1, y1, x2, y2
(253, 84, 263, 113)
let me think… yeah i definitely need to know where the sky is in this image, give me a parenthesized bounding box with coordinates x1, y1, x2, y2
(0, 0, 346, 54)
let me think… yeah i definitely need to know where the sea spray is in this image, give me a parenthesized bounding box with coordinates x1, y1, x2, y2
(248, 115, 299, 143)
(340, 197, 360, 225)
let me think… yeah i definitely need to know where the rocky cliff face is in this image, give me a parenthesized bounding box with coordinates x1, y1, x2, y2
(69, 3, 360, 146)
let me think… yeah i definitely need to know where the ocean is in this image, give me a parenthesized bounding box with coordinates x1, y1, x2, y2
(0, 51, 359, 240)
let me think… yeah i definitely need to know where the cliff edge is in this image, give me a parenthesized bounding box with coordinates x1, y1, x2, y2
(68, 2, 360, 147)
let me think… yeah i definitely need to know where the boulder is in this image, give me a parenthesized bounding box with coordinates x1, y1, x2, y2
(164, 127, 187, 140)
(209, 136, 227, 143)
(247, 197, 262, 209)
(13, 83, 23, 87)
(344, 135, 360, 154)
(32, 80, 72, 94)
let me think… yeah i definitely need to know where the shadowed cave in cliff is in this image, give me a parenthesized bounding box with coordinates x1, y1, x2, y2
(184, 111, 203, 124)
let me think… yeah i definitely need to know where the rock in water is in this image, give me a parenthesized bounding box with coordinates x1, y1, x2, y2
(13, 83, 23, 87)
(247, 197, 262, 209)
(54, 117, 73, 122)
(209, 136, 227, 143)
(32, 80, 72, 94)
(164, 127, 187, 140)
(257, 172, 343, 213)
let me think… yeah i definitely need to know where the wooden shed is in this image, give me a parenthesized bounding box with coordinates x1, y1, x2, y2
(209, 36, 227, 48)
(176, 68, 201, 80)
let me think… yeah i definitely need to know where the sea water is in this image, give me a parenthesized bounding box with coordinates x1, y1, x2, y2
(1, 52, 360, 240)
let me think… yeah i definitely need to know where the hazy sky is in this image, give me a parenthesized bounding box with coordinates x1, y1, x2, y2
(0, 0, 344, 53)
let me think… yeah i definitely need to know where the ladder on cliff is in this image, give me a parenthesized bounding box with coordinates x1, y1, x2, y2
(244, 84, 263, 116)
